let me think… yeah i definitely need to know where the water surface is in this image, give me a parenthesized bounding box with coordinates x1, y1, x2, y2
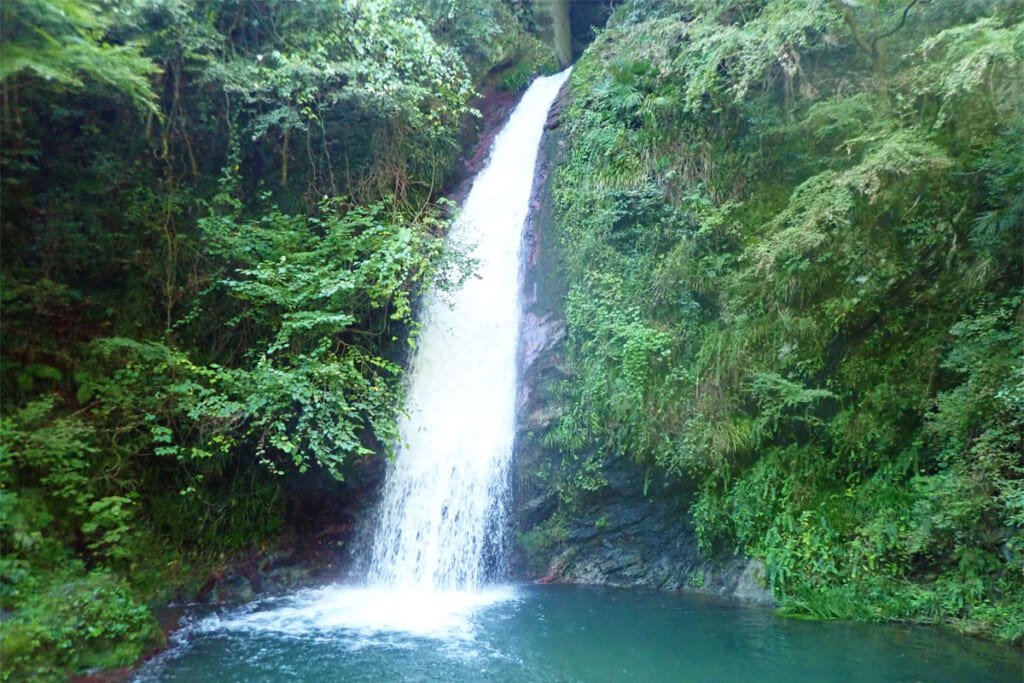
(134, 583, 1021, 682)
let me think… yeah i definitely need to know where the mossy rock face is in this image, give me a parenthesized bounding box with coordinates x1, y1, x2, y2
(516, 0, 1024, 642)
(0, 572, 164, 681)
(485, 4, 559, 92)
(492, 42, 560, 93)
(459, 1, 558, 90)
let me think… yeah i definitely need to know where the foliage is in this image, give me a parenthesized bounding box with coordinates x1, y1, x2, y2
(0, 398, 142, 575)
(1, 0, 159, 114)
(0, 0, 550, 675)
(517, 514, 570, 574)
(194, 198, 447, 477)
(545, 0, 1024, 641)
(0, 570, 163, 682)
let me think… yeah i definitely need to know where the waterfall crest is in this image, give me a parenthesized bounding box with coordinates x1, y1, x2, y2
(367, 68, 572, 591)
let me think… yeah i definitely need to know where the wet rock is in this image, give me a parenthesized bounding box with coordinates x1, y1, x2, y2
(524, 458, 773, 607)
(520, 491, 559, 531)
(447, 87, 523, 205)
(733, 560, 775, 607)
(192, 520, 357, 608)
(519, 312, 565, 374)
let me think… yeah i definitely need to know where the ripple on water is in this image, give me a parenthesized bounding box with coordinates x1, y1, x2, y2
(133, 585, 1022, 683)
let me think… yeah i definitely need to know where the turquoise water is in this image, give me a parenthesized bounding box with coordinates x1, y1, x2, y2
(134, 584, 1021, 682)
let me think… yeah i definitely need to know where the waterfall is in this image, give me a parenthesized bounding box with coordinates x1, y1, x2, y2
(137, 70, 573, 649)
(550, 0, 572, 68)
(366, 68, 572, 591)
(532, 0, 573, 68)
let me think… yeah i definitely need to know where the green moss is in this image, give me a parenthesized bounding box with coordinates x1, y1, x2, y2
(489, 29, 558, 92)
(467, 0, 558, 90)
(518, 515, 570, 574)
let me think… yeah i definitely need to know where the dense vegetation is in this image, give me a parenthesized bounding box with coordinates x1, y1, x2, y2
(542, 0, 1022, 642)
(2, 0, 1020, 676)
(0, 1, 552, 678)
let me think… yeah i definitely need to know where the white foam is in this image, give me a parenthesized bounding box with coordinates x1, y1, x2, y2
(194, 584, 520, 641)
(366, 68, 573, 590)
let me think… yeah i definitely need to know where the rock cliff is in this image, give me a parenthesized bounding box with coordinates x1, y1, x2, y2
(512, 85, 773, 608)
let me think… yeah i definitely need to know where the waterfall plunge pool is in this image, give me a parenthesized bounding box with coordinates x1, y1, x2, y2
(133, 583, 1020, 682)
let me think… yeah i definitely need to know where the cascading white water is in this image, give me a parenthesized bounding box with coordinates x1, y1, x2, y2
(367, 68, 572, 591)
(164, 72, 573, 646)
